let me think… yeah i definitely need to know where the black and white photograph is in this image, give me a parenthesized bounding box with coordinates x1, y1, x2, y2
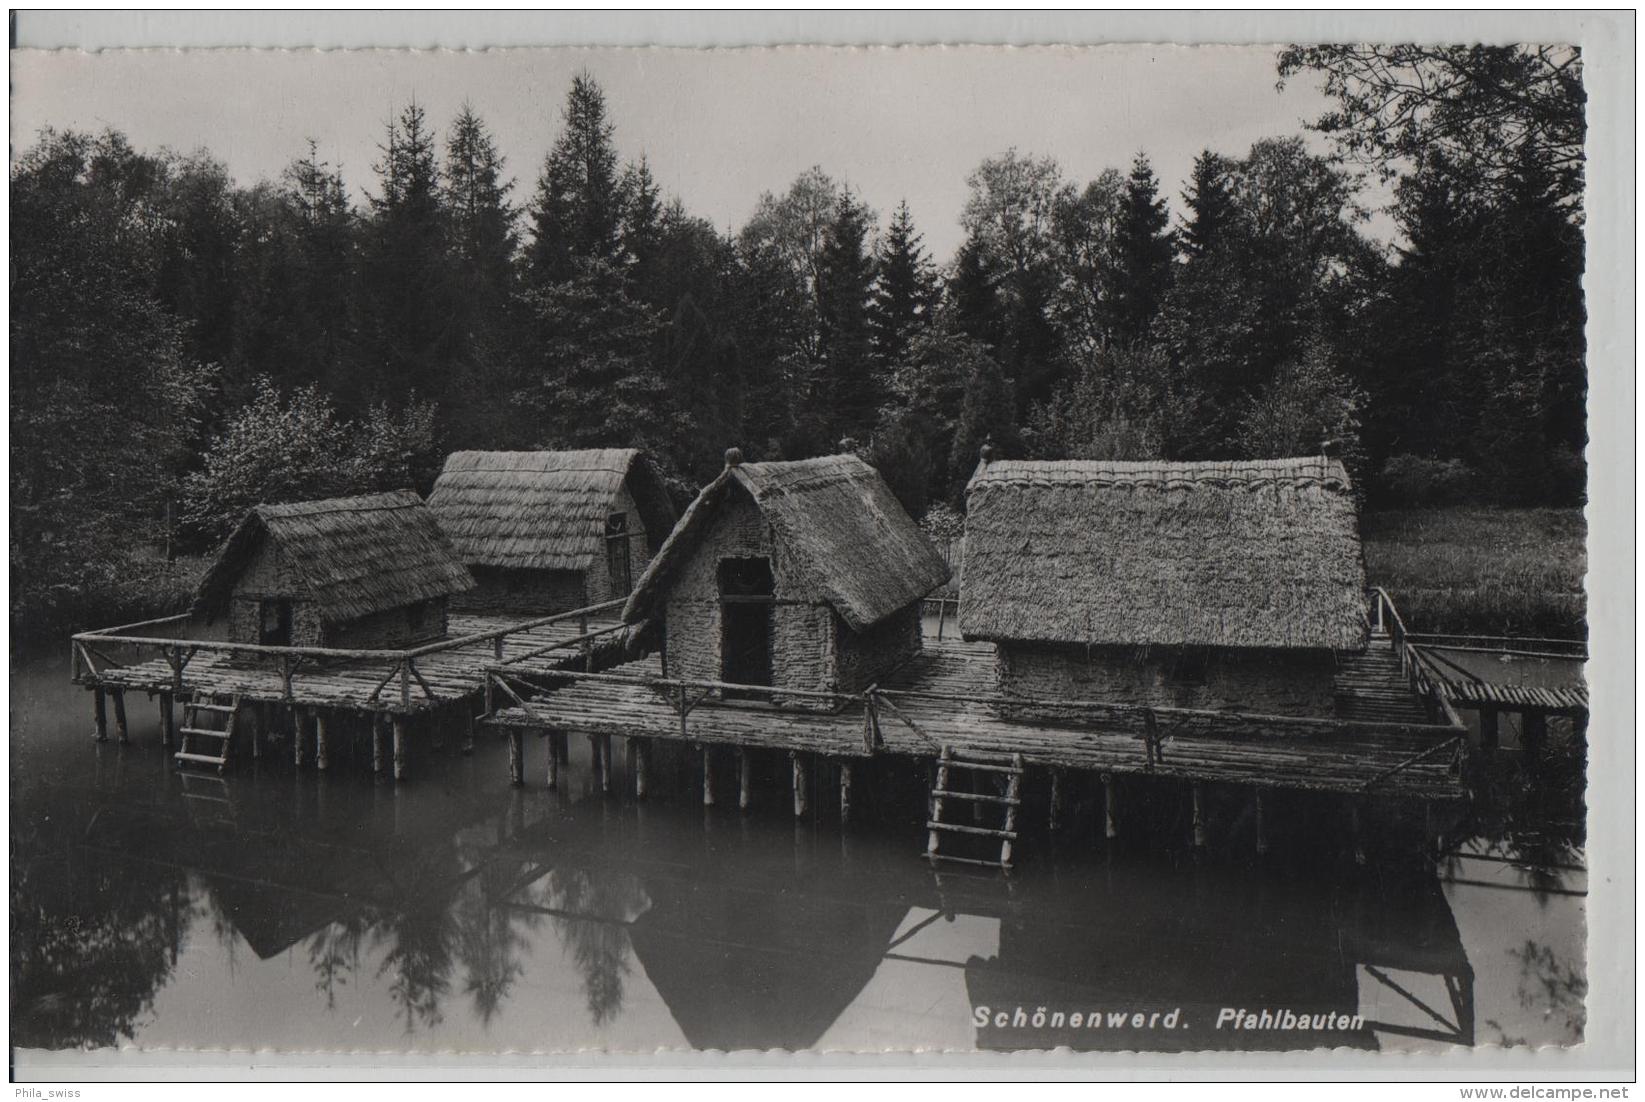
(6, 11, 1631, 1082)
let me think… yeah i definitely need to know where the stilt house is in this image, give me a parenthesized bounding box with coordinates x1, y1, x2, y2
(192, 490, 474, 649)
(623, 449, 951, 710)
(427, 449, 677, 615)
(958, 455, 1368, 720)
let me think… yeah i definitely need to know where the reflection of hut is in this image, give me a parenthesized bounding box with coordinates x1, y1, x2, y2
(428, 449, 678, 614)
(623, 451, 950, 709)
(960, 457, 1368, 720)
(627, 867, 907, 1050)
(192, 490, 474, 649)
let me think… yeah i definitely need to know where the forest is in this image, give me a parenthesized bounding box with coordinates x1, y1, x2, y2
(10, 46, 1586, 638)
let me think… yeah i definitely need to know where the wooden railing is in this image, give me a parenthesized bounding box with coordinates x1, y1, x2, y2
(70, 598, 627, 709)
(1369, 587, 1467, 730)
(484, 654, 1466, 766)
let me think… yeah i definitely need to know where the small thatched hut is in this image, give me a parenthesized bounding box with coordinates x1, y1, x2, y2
(192, 490, 474, 649)
(427, 449, 677, 615)
(624, 450, 950, 710)
(959, 456, 1367, 719)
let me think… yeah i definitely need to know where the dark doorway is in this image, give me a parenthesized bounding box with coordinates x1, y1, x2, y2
(719, 557, 774, 698)
(259, 598, 293, 646)
(605, 512, 632, 597)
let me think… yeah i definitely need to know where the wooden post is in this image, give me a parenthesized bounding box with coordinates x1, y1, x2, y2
(372, 713, 385, 774)
(1191, 783, 1207, 849)
(839, 761, 853, 825)
(602, 734, 614, 793)
(111, 690, 128, 744)
(462, 709, 475, 755)
(633, 738, 647, 800)
(547, 730, 560, 789)
(1523, 711, 1548, 758)
(314, 711, 329, 772)
(588, 734, 605, 793)
(507, 728, 523, 787)
(935, 599, 947, 640)
(1103, 774, 1118, 839)
(293, 709, 308, 768)
(92, 688, 109, 742)
(792, 752, 810, 818)
(1254, 790, 1268, 856)
(392, 714, 408, 782)
(1049, 768, 1065, 833)
(1479, 705, 1500, 750)
(738, 749, 752, 811)
(159, 692, 175, 750)
(1351, 801, 1366, 865)
(702, 745, 715, 807)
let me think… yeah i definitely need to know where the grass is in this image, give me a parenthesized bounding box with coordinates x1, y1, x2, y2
(1362, 507, 1587, 639)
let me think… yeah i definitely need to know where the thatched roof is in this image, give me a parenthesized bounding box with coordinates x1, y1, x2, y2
(193, 490, 474, 623)
(959, 457, 1366, 650)
(427, 449, 677, 573)
(624, 453, 950, 631)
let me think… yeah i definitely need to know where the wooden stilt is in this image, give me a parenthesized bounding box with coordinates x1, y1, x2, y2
(547, 730, 559, 789)
(1103, 773, 1118, 839)
(461, 709, 476, 755)
(1254, 790, 1268, 855)
(839, 761, 853, 825)
(1049, 768, 1065, 833)
(738, 749, 752, 811)
(1191, 783, 1207, 849)
(1479, 705, 1500, 750)
(1523, 711, 1548, 758)
(601, 734, 614, 793)
(372, 714, 385, 774)
(92, 688, 109, 742)
(111, 690, 128, 744)
(1351, 801, 1366, 865)
(589, 734, 605, 793)
(792, 752, 810, 818)
(392, 714, 408, 782)
(293, 709, 307, 768)
(507, 728, 524, 787)
(249, 703, 262, 760)
(158, 692, 174, 750)
(634, 738, 647, 800)
(315, 711, 330, 772)
(702, 745, 715, 807)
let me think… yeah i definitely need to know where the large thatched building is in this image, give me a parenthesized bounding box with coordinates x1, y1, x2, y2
(959, 456, 1368, 719)
(192, 490, 474, 649)
(427, 449, 677, 614)
(624, 450, 950, 710)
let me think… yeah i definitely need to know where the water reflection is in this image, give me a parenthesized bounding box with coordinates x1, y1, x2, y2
(9, 654, 1584, 1054)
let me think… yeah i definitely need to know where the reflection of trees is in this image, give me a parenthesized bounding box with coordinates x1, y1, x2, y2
(372, 901, 459, 1034)
(1485, 940, 1586, 1047)
(452, 858, 546, 1027)
(10, 834, 194, 1049)
(307, 911, 372, 1011)
(545, 868, 651, 1027)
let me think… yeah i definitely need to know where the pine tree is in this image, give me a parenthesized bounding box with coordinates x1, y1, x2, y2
(816, 192, 878, 443)
(529, 73, 624, 286)
(619, 155, 664, 293)
(445, 105, 517, 293)
(1110, 153, 1176, 345)
(870, 200, 937, 369)
(948, 237, 1002, 349)
(1180, 150, 1237, 262)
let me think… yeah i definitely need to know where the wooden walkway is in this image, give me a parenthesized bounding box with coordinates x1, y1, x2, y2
(485, 636, 1467, 800)
(77, 613, 627, 715)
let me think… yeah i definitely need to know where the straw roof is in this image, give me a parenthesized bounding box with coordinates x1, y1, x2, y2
(427, 449, 677, 572)
(959, 457, 1366, 650)
(193, 490, 474, 623)
(624, 453, 950, 631)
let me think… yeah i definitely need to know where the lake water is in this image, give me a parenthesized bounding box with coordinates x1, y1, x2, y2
(10, 649, 1586, 1055)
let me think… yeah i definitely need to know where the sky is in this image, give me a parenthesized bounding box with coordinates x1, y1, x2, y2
(10, 45, 1387, 258)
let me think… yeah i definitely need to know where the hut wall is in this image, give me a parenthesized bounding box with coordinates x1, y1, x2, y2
(664, 490, 839, 708)
(453, 566, 589, 616)
(226, 540, 324, 646)
(996, 643, 1338, 721)
(586, 483, 652, 602)
(322, 597, 449, 650)
(833, 602, 923, 695)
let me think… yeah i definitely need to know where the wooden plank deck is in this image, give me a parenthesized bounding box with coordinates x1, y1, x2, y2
(486, 638, 1466, 800)
(76, 613, 628, 715)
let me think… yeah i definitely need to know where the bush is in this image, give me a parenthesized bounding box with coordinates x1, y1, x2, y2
(1376, 454, 1481, 507)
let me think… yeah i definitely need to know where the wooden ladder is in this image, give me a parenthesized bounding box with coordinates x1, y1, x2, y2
(926, 746, 1024, 871)
(175, 693, 241, 773)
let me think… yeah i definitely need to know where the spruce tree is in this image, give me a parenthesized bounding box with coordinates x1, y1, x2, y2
(870, 200, 937, 369)
(1110, 153, 1176, 346)
(1180, 150, 1237, 262)
(816, 192, 878, 442)
(529, 73, 624, 286)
